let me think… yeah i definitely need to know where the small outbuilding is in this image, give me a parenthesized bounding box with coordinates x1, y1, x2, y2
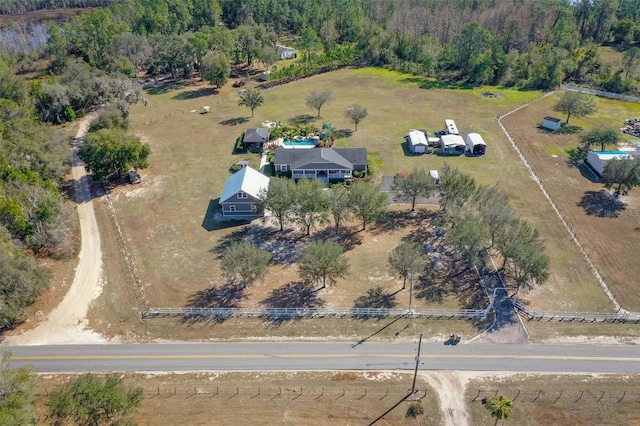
(542, 116, 563, 131)
(439, 134, 466, 155)
(276, 45, 296, 60)
(219, 166, 270, 218)
(407, 129, 429, 154)
(242, 128, 271, 151)
(465, 132, 487, 155)
(585, 151, 632, 177)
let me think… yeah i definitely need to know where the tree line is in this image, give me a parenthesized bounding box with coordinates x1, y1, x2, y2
(10, 0, 633, 96)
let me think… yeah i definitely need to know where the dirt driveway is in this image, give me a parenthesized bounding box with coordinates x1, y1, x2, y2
(5, 114, 107, 345)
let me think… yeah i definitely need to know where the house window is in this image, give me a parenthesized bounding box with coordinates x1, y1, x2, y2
(280, 165, 288, 172)
(251, 204, 257, 212)
(229, 205, 236, 212)
(237, 191, 248, 199)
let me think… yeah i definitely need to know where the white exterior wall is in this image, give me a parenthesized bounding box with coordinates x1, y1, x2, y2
(465, 133, 486, 154)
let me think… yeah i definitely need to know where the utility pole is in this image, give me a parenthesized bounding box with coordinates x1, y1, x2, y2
(408, 269, 414, 315)
(411, 333, 423, 392)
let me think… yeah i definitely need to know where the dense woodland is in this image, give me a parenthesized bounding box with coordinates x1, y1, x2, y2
(0, 0, 640, 329)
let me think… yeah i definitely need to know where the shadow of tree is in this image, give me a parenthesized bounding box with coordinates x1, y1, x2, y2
(182, 282, 247, 324)
(213, 225, 302, 265)
(311, 225, 363, 252)
(353, 286, 397, 309)
(578, 190, 626, 218)
(219, 117, 249, 126)
(259, 281, 325, 325)
(172, 87, 217, 100)
(287, 114, 314, 126)
(336, 129, 353, 138)
(144, 79, 189, 95)
(260, 281, 324, 309)
(372, 209, 436, 234)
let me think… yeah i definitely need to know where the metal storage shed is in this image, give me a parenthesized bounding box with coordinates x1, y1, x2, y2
(407, 129, 429, 154)
(465, 133, 487, 155)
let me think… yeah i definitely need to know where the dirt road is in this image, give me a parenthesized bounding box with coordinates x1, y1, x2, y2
(5, 114, 106, 345)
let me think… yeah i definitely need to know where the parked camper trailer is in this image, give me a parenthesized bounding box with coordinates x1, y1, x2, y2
(444, 119, 459, 135)
(465, 133, 487, 155)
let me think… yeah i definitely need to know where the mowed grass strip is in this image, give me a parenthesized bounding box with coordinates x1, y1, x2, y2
(502, 92, 640, 311)
(92, 67, 608, 342)
(465, 374, 640, 426)
(37, 371, 442, 426)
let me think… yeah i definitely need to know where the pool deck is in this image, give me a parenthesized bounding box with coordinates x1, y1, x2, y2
(270, 137, 317, 149)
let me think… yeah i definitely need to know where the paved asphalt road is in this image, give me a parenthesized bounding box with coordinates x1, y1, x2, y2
(5, 342, 640, 374)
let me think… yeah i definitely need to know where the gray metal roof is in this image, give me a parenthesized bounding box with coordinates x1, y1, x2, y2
(243, 128, 270, 143)
(274, 148, 367, 170)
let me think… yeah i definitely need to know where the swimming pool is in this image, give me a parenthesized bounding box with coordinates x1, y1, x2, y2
(282, 137, 319, 148)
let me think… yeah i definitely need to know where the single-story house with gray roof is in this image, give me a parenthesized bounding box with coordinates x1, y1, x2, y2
(276, 44, 296, 60)
(242, 127, 271, 150)
(273, 148, 367, 182)
(219, 166, 270, 218)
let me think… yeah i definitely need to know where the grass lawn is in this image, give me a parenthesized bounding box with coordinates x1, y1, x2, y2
(466, 374, 640, 426)
(37, 371, 442, 426)
(502, 92, 640, 311)
(86, 67, 626, 342)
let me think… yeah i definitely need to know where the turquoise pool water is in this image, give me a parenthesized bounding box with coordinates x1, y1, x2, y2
(283, 138, 318, 147)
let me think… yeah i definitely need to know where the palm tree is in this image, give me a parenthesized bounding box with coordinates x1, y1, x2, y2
(487, 394, 512, 426)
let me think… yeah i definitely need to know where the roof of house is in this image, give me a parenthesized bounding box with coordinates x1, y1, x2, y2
(440, 134, 466, 147)
(276, 44, 296, 52)
(219, 166, 270, 203)
(274, 148, 367, 170)
(243, 128, 271, 143)
(408, 130, 428, 146)
(543, 116, 562, 123)
(465, 133, 486, 146)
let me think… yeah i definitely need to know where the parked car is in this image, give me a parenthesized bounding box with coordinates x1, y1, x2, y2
(128, 170, 141, 184)
(233, 78, 247, 88)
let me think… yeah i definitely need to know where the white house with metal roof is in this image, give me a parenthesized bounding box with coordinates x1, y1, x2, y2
(219, 166, 270, 218)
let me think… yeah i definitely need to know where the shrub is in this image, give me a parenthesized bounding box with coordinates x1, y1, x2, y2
(406, 401, 424, 418)
(235, 132, 246, 151)
(229, 163, 243, 173)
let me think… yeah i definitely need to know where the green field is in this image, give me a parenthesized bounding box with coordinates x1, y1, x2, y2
(86, 67, 627, 342)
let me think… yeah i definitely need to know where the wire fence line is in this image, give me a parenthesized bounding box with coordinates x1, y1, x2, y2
(496, 92, 624, 313)
(470, 388, 640, 404)
(37, 385, 420, 402)
(560, 84, 640, 104)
